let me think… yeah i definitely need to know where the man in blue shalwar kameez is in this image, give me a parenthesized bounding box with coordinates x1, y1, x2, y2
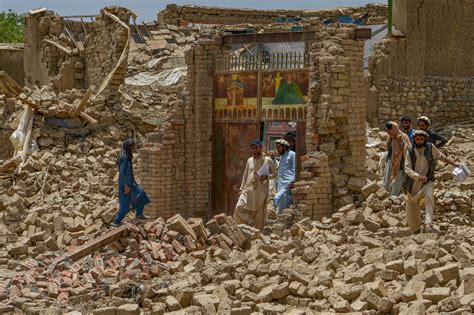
(112, 139, 150, 227)
(274, 139, 296, 214)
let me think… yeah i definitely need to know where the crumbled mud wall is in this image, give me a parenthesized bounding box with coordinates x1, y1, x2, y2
(158, 4, 387, 26)
(23, 6, 133, 99)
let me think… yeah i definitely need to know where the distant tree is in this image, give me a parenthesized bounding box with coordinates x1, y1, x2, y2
(0, 10, 25, 43)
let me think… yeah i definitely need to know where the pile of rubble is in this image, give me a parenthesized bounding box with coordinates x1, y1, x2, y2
(1, 204, 473, 314)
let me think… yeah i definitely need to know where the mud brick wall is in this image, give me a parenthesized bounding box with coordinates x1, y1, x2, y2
(139, 118, 186, 219)
(370, 77, 474, 128)
(368, 0, 474, 127)
(293, 28, 367, 219)
(142, 27, 367, 222)
(0, 45, 24, 86)
(391, 0, 474, 78)
(84, 7, 131, 101)
(24, 7, 132, 100)
(158, 4, 387, 26)
(141, 35, 227, 220)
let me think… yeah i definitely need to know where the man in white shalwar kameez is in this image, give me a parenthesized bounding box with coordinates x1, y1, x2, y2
(233, 140, 276, 230)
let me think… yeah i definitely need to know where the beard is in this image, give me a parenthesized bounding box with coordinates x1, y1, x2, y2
(415, 141, 426, 148)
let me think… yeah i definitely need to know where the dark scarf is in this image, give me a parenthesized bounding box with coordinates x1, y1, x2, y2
(117, 138, 135, 182)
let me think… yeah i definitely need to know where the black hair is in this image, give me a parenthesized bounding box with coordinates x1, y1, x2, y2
(116, 138, 135, 166)
(385, 122, 393, 129)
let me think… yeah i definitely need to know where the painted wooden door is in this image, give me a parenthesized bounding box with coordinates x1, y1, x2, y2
(212, 123, 257, 216)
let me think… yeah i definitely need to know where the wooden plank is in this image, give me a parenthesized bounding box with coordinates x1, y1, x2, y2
(71, 88, 93, 117)
(28, 7, 47, 15)
(0, 71, 23, 97)
(18, 96, 40, 111)
(79, 112, 98, 125)
(20, 110, 34, 164)
(354, 28, 372, 39)
(51, 225, 129, 266)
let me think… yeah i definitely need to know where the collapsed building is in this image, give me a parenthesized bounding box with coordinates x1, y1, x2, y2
(0, 1, 472, 314)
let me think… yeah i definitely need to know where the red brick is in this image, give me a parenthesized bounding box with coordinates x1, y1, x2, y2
(155, 224, 164, 238)
(107, 257, 120, 270)
(36, 281, 49, 288)
(9, 286, 21, 299)
(48, 282, 59, 298)
(150, 264, 161, 277)
(172, 239, 186, 254)
(183, 235, 197, 251)
(166, 230, 180, 240)
(57, 291, 69, 303)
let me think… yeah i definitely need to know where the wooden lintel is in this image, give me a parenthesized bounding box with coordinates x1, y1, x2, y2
(354, 28, 372, 40)
(222, 31, 317, 44)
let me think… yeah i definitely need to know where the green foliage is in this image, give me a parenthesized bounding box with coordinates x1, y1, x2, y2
(0, 10, 25, 43)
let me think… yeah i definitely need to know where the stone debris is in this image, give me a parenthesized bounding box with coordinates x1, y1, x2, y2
(0, 2, 473, 315)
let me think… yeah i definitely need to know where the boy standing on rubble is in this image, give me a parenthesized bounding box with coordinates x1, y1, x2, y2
(403, 130, 458, 233)
(112, 139, 150, 227)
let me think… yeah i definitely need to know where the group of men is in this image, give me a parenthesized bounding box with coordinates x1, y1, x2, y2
(233, 132, 296, 230)
(232, 115, 459, 234)
(384, 115, 458, 233)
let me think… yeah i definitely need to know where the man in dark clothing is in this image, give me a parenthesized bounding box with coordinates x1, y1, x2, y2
(417, 116, 448, 148)
(400, 116, 415, 145)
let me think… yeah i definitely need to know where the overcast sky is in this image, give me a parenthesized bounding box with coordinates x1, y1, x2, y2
(0, 0, 378, 21)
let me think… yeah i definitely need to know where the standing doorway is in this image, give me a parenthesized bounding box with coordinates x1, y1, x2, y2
(212, 51, 310, 216)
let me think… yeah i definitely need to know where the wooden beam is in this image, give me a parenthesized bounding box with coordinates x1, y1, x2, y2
(222, 31, 317, 44)
(72, 88, 94, 117)
(18, 97, 39, 111)
(50, 225, 129, 268)
(354, 28, 372, 40)
(20, 110, 34, 164)
(79, 112, 98, 125)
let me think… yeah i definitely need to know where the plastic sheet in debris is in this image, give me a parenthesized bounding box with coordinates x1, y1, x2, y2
(125, 67, 187, 86)
(46, 117, 85, 129)
(452, 163, 471, 182)
(10, 108, 38, 157)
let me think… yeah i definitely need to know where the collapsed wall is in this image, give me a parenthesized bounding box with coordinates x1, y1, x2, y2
(158, 3, 387, 26)
(23, 6, 133, 101)
(368, 0, 474, 127)
(294, 28, 367, 218)
(140, 33, 227, 220)
(140, 24, 367, 221)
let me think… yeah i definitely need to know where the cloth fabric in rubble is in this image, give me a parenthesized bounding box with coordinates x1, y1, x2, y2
(113, 139, 150, 225)
(274, 148, 296, 214)
(233, 154, 276, 230)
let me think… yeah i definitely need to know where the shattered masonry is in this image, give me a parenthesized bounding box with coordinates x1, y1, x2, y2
(0, 0, 473, 314)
